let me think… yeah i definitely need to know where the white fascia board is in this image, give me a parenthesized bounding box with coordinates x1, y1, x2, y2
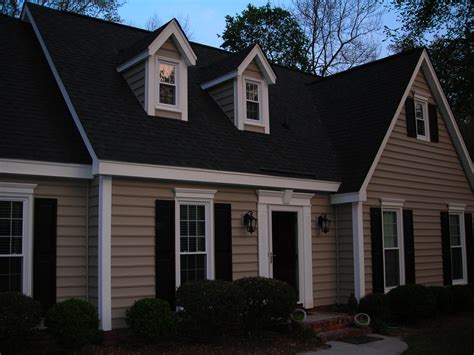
(95, 160, 341, 192)
(330, 191, 367, 204)
(0, 158, 93, 179)
(148, 20, 197, 66)
(201, 70, 238, 90)
(24, 5, 98, 164)
(237, 45, 277, 84)
(116, 50, 149, 73)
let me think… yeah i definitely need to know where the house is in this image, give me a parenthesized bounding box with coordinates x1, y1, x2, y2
(0, 3, 472, 331)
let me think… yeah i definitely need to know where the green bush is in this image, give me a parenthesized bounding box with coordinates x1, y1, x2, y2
(175, 280, 245, 341)
(429, 286, 454, 314)
(45, 299, 100, 349)
(387, 284, 436, 324)
(0, 292, 42, 352)
(450, 285, 473, 312)
(126, 298, 175, 343)
(234, 277, 297, 336)
(358, 293, 390, 321)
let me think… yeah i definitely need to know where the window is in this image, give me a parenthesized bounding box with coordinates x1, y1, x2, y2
(0, 200, 23, 292)
(449, 213, 466, 283)
(245, 80, 260, 121)
(158, 62, 177, 106)
(414, 99, 429, 140)
(382, 209, 404, 290)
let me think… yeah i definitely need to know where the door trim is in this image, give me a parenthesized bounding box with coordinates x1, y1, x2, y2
(257, 190, 314, 308)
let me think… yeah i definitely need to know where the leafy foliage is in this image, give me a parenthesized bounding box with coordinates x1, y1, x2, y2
(358, 293, 390, 321)
(221, 3, 309, 71)
(387, 284, 436, 324)
(450, 285, 473, 312)
(45, 299, 100, 349)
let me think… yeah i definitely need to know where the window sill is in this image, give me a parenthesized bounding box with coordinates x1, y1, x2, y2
(452, 279, 467, 285)
(156, 104, 182, 113)
(416, 135, 430, 142)
(244, 119, 264, 127)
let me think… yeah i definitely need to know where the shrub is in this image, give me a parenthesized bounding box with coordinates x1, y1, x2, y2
(0, 292, 42, 352)
(358, 293, 390, 321)
(450, 285, 473, 312)
(387, 284, 436, 324)
(347, 293, 358, 314)
(45, 299, 100, 349)
(126, 298, 175, 343)
(175, 280, 245, 341)
(429, 286, 454, 314)
(234, 277, 297, 336)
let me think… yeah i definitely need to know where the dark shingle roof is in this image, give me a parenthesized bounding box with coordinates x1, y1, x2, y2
(0, 14, 91, 165)
(310, 49, 423, 192)
(26, 4, 341, 183)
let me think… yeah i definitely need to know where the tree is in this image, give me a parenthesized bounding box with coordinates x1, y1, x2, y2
(292, 0, 382, 76)
(0, 0, 123, 22)
(386, 1, 473, 151)
(220, 3, 309, 71)
(144, 12, 193, 39)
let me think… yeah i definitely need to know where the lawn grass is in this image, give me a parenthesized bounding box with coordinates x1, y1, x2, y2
(403, 313, 474, 355)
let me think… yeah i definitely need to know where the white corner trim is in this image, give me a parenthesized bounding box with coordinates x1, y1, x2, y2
(98, 175, 112, 331)
(116, 50, 149, 73)
(95, 160, 341, 192)
(448, 203, 466, 212)
(414, 93, 429, 102)
(201, 70, 238, 90)
(380, 198, 405, 208)
(352, 201, 365, 300)
(237, 44, 277, 84)
(331, 191, 367, 204)
(24, 5, 98, 164)
(0, 182, 37, 195)
(174, 188, 217, 200)
(257, 189, 314, 206)
(0, 158, 93, 179)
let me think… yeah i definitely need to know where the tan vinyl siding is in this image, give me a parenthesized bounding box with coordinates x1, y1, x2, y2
(363, 70, 474, 294)
(122, 61, 146, 108)
(243, 59, 263, 80)
(336, 203, 354, 303)
(156, 38, 181, 60)
(110, 179, 259, 328)
(0, 175, 89, 300)
(87, 177, 99, 305)
(208, 79, 235, 122)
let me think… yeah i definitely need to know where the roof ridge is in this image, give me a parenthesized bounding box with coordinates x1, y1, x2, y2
(309, 47, 424, 85)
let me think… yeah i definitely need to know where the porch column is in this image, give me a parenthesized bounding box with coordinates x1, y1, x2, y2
(352, 201, 365, 300)
(98, 175, 112, 331)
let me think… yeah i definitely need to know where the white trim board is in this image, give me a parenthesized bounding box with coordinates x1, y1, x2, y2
(331, 191, 367, 204)
(95, 160, 341, 192)
(0, 158, 93, 179)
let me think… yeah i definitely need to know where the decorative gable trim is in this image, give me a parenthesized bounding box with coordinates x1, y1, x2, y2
(237, 44, 277, 84)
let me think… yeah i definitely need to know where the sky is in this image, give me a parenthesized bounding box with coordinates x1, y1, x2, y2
(119, 0, 400, 58)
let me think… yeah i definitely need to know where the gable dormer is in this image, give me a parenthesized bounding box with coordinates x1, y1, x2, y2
(201, 44, 277, 134)
(117, 19, 197, 121)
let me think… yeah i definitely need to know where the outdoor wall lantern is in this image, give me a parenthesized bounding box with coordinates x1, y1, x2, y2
(318, 214, 331, 234)
(243, 211, 257, 233)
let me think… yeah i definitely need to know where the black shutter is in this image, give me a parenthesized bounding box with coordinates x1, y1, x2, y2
(155, 200, 175, 304)
(214, 203, 233, 281)
(440, 212, 452, 286)
(405, 97, 417, 138)
(403, 209, 416, 284)
(465, 213, 473, 283)
(33, 198, 57, 309)
(429, 104, 439, 142)
(370, 208, 384, 293)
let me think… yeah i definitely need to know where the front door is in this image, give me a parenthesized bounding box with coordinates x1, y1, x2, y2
(271, 211, 298, 293)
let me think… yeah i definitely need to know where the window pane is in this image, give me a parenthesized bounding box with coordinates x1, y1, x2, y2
(416, 119, 425, 136)
(196, 206, 205, 221)
(0, 237, 10, 254)
(12, 202, 22, 218)
(159, 63, 175, 84)
(0, 201, 10, 218)
(385, 249, 400, 288)
(180, 204, 207, 254)
(11, 219, 22, 236)
(247, 101, 259, 120)
(159, 84, 176, 105)
(11, 237, 22, 254)
(246, 82, 258, 101)
(449, 214, 461, 246)
(0, 219, 10, 236)
(383, 211, 398, 248)
(0, 257, 22, 292)
(451, 247, 463, 280)
(180, 254, 206, 284)
(415, 102, 424, 120)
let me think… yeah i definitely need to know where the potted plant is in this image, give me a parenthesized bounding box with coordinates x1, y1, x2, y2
(354, 313, 371, 328)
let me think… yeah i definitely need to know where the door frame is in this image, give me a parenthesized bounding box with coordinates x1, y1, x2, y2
(257, 190, 314, 308)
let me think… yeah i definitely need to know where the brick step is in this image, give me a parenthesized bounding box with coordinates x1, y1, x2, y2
(317, 326, 371, 343)
(305, 315, 354, 333)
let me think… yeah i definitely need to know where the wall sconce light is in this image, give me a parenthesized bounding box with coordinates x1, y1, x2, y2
(318, 214, 330, 234)
(243, 211, 257, 233)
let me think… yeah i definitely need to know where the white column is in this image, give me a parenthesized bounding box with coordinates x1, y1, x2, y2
(352, 201, 365, 300)
(257, 203, 269, 277)
(98, 175, 112, 331)
(302, 205, 314, 308)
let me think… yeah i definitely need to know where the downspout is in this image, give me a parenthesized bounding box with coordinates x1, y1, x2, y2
(335, 206, 340, 304)
(85, 180, 89, 301)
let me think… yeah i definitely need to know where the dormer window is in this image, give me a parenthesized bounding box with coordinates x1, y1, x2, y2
(246, 80, 260, 121)
(415, 99, 429, 140)
(158, 61, 177, 106)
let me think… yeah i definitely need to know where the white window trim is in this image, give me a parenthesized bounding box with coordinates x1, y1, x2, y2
(414, 98, 430, 142)
(381, 206, 405, 293)
(174, 188, 216, 288)
(448, 208, 468, 285)
(156, 57, 180, 111)
(236, 74, 270, 133)
(244, 79, 263, 125)
(0, 182, 36, 296)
